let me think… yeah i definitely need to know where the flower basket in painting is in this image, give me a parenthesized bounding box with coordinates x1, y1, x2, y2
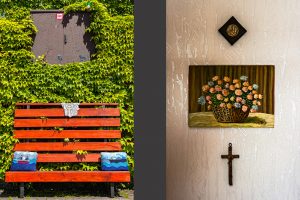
(198, 75, 263, 123)
(212, 105, 250, 123)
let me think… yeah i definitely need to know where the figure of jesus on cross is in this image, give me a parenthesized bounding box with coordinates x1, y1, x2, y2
(221, 143, 239, 186)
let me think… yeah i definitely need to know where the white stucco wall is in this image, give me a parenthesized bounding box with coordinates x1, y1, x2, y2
(166, 0, 300, 199)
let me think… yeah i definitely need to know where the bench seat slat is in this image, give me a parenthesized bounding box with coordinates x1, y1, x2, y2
(37, 153, 100, 162)
(14, 142, 122, 151)
(15, 108, 120, 118)
(5, 171, 130, 182)
(14, 118, 120, 127)
(14, 130, 121, 139)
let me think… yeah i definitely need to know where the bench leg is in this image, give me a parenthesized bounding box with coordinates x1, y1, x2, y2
(110, 183, 115, 198)
(19, 183, 24, 198)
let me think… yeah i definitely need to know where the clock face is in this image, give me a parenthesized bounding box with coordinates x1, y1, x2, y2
(226, 24, 239, 37)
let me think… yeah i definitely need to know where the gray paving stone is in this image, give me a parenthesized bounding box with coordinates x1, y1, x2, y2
(0, 189, 134, 200)
(0, 198, 131, 200)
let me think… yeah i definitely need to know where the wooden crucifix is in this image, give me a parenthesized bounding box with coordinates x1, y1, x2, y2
(221, 143, 239, 186)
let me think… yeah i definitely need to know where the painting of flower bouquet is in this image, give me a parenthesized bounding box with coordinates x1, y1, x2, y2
(189, 65, 274, 128)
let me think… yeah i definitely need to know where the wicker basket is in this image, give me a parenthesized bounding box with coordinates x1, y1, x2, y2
(212, 105, 250, 123)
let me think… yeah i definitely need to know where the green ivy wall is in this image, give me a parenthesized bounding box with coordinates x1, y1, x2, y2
(0, 0, 134, 186)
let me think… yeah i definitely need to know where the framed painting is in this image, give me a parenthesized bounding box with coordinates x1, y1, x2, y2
(188, 65, 275, 128)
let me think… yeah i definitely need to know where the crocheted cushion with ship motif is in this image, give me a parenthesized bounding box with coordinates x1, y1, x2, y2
(10, 151, 37, 171)
(100, 152, 129, 171)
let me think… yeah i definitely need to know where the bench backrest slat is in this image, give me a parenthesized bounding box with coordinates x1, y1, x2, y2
(15, 108, 120, 117)
(15, 103, 118, 106)
(37, 153, 100, 163)
(14, 130, 121, 139)
(14, 118, 120, 128)
(14, 142, 122, 151)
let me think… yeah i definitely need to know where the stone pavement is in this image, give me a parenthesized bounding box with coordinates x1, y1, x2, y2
(0, 197, 132, 200)
(0, 189, 134, 200)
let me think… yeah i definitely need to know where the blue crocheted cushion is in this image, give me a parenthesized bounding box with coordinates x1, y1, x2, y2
(101, 152, 129, 171)
(10, 151, 37, 171)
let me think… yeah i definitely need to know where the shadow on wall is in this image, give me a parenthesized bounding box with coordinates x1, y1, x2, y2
(62, 12, 95, 56)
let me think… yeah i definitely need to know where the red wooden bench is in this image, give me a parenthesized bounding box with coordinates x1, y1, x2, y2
(5, 103, 130, 198)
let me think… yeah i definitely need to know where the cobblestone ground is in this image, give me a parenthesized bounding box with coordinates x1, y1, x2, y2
(0, 189, 134, 200)
(0, 196, 133, 200)
(0, 190, 134, 200)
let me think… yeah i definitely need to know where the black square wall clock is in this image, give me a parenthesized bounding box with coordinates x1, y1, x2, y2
(218, 16, 247, 45)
